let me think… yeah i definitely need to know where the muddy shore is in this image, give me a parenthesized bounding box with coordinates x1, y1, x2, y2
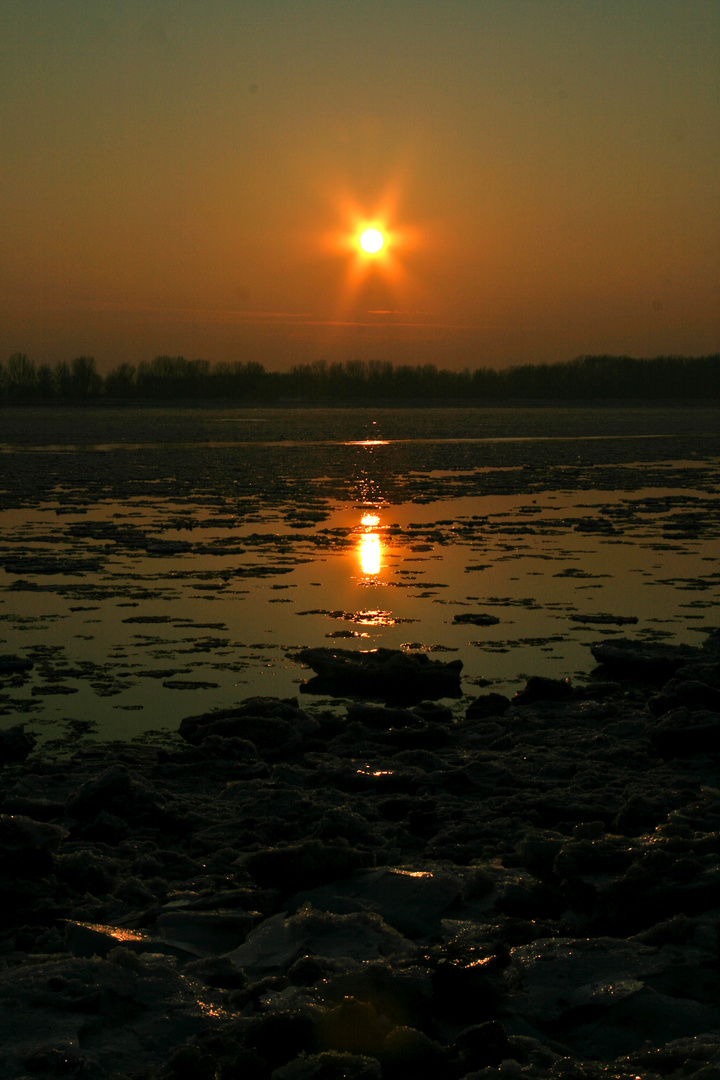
(2, 630, 720, 1079)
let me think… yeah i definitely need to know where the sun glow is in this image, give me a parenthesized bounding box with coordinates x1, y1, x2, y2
(322, 183, 419, 319)
(359, 229, 384, 254)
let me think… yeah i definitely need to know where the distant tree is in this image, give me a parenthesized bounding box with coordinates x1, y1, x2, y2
(54, 360, 73, 397)
(104, 362, 137, 398)
(70, 356, 102, 397)
(136, 355, 206, 398)
(212, 360, 267, 399)
(11, 350, 712, 403)
(5, 353, 36, 396)
(35, 364, 55, 398)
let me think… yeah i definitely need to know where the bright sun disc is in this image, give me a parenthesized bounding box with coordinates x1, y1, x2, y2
(359, 228, 384, 254)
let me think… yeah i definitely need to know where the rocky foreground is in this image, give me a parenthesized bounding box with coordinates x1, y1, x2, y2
(1, 633, 720, 1080)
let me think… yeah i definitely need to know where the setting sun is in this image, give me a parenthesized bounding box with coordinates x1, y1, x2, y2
(359, 229, 384, 254)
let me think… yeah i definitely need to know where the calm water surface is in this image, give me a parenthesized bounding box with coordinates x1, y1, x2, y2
(1, 405, 718, 747)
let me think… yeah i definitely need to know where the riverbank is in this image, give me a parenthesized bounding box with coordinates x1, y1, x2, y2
(1, 631, 720, 1078)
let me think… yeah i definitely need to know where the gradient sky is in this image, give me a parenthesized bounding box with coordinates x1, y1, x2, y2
(1, 0, 718, 372)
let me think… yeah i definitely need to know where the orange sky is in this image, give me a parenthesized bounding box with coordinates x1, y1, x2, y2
(1, 1, 718, 372)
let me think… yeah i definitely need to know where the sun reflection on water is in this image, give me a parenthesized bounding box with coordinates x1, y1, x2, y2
(359, 534, 381, 575)
(358, 512, 382, 576)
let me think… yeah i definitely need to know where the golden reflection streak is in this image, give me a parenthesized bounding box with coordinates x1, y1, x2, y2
(358, 511, 382, 576)
(359, 533, 381, 575)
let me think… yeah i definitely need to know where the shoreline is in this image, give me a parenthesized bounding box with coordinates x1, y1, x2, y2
(2, 397, 720, 410)
(2, 632, 720, 1078)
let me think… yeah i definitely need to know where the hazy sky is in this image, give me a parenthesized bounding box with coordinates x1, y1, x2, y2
(1, 0, 718, 372)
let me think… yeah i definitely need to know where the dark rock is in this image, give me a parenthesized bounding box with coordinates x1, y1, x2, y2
(554, 837, 636, 876)
(591, 638, 700, 677)
(515, 831, 565, 876)
(377, 797, 411, 822)
(67, 764, 170, 828)
(310, 763, 423, 796)
(513, 676, 572, 705)
(573, 680, 622, 700)
(271, 1051, 382, 1079)
(287, 954, 326, 985)
(245, 1009, 318, 1068)
(633, 914, 692, 946)
(317, 997, 392, 1058)
(466, 693, 511, 719)
(315, 807, 373, 844)
(431, 961, 498, 1023)
(285, 866, 463, 938)
(179, 697, 318, 752)
(0, 725, 36, 765)
(495, 879, 564, 919)
(612, 794, 659, 835)
(411, 701, 453, 723)
(452, 1020, 511, 1071)
(291, 647, 462, 703)
(533, 793, 622, 828)
(701, 628, 720, 657)
(56, 851, 117, 895)
(197, 735, 260, 761)
(0, 813, 66, 874)
(648, 679, 720, 718)
(0, 951, 226, 1077)
(380, 1024, 448, 1079)
(163, 1042, 219, 1080)
(238, 839, 374, 892)
(345, 703, 423, 729)
(674, 660, 720, 689)
(323, 961, 434, 1029)
(374, 721, 451, 750)
(649, 708, 720, 756)
(154, 909, 259, 956)
(78, 809, 131, 844)
(65, 921, 158, 960)
(228, 909, 412, 978)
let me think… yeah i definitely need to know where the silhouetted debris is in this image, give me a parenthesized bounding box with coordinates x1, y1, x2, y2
(0, 653, 34, 675)
(0, 723, 36, 764)
(570, 613, 638, 624)
(648, 678, 720, 717)
(512, 675, 573, 705)
(452, 612, 500, 626)
(179, 696, 316, 743)
(591, 637, 701, 676)
(649, 707, 720, 756)
(291, 647, 463, 702)
(465, 692, 511, 718)
(0, 813, 66, 875)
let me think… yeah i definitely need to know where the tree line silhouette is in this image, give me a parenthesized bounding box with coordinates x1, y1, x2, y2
(1, 352, 718, 402)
